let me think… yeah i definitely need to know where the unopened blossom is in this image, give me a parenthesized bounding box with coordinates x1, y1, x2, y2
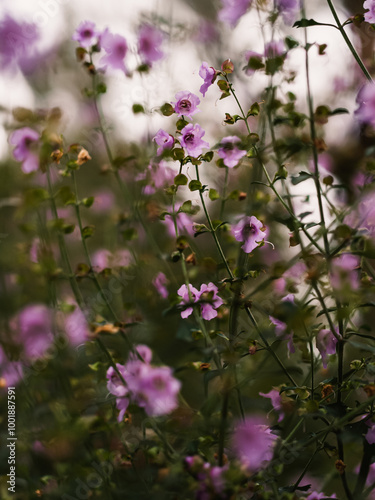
(198, 282, 223, 320)
(330, 254, 360, 291)
(275, 0, 299, 25)
(244, 50, 263, 76)
(153, 129, 174, 156)
(264, 40, 285, 58)
(0, 15, 39, 71)
(218, 136, 246, 168)
(99, 29, 128, 74)
(152, 272, 169, 299)
(72, 21, 99, 48)
(77, 148, 92, 165)
(218, 0, 253, 27)
(180, 123, 209, 157)
(172, 91, 201, 120)
(177, 284, 200, 319)
(364, 0, 375, 24)
(137, 24, 164, 66)
(355, 83, 375, 128)
(316, 329, 338, 368)
(9, 127, 39, 173)
(232, 215, 266, 253)
(17, 304, 54, 359)
(199, 62, 216, 97)
(231, 416, 277, 472)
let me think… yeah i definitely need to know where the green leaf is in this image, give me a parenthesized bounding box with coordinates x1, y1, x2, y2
(96, 82, 107, 94)
(285, 35, 299, 49)
(82, 225, 96, 239)
(121, 228, 138, 241)
(160, 103, 174, 116)
(209, 188, 220, 201)
(293, 18, 325, 28)
(88, 362, 102, 371)
(82, 196, 94, 208)
(132, 103, 145, 114)
(217, 80, 229, 92)
(248, 102, 260, 116)
(189, 180, 202, 192)
(172, 148, 185, 161)
(178, 200, 200, 215)
(176, 117, 189, 130)
(291, 171, 313, 185)
(201, 151, 214, 162)
(329, 107, 349, 116)
(63, 224, 76, 234)
(174, 173, 188, 186)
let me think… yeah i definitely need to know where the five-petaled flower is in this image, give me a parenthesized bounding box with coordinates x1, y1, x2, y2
(179, 123, 209, 157)
(172, 90, 201, 120)
(232, 215, 266, 253)
(218, 136, 246, 168)
(72, 20, 100, 48)
(9, 127, 40, 173)
(199, 62, 216, 97)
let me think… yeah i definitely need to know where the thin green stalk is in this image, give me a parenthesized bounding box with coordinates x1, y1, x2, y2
(219, 167, 229, 221)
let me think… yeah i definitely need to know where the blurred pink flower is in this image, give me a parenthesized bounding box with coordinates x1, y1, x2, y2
(18, 304, 54, 359)
(275, 0, 299, 25)
(0, 15, 39, 71)
(152, 272, 169, 299)
(64, 304, 89, 347)
(264, 40, 285, 58)
(232, 215, 266, 253)
(244, 50, 263, 76)
(91, 190, 115, 213)
(330, 254, 360, 291)
(172, 91, 201, 120)
(355, 83, 375, 128)
(0, 347, 23, 388)
(153, 129, 174, 156)
(259, 388, 284, 422)
(218, 136, 246, 168)
(9, 127, 39, 173)
(269, 294, 295, 355)
(364, 0, 375, 24)
(316, 329, 338, 368)
(306, 493, 337, 500)
(137, 24, 165, 66)
(218, 0, 252, 27)
(164, 206, 195, 237)
(180, 123, 209, 157)
(199, 62, 216, 97)
(72, 21, 100, 48)
(231, 416, 277, 472)
(99, 29, 128, 74)
(92, 249, 132, 271)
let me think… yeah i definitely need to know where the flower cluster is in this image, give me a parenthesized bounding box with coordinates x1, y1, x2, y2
(106, 345, 181, 421)
(177, 282, 223, 321)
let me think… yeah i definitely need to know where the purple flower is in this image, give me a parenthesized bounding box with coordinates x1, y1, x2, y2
(172, 91, 201, 120)
(218, 136, 246, 168)
(198, 283, 223, 321)
(0, 347, 23, 388)
(275, 0, 299, 25)
(232, 215, 266, 253)
(91, 249, 132, 271)
(330, 254, 360, 291)
(152, 272, 169, 299)
(177, 284, 200, 318)
(244, 50, 263, 76)
(138, 24, 165, 66)
(199, 62, 216, 97)
(231, 416, 277, 472)
(180, 123, 209, 157)
(99, 29, 128, 74)
(17, 304, 54, 359)
(9, 127, 39, 173)
(164, 204, 195, 237)
(154, 129, 174, 156)
(196, 464, 229, 499)
(218, 0, 253, 27)
(72, 21, 99, 48)
(355, 83, 375, 128)
(316, 329, 338, 368)
(307, 493, 337, 500)
(107, 364, 128, 397)
(366, 424, 375, 445)
(0, 15, 39, 71)
(264, 40, 285, 58)
(364, 0, 375, 24)
(64, 304, 89, 347)
(259, 388, 284, 422)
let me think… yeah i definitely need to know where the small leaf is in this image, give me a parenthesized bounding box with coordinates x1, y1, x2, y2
(174, 174, 188, 186)
(189, 180, 202, 192)
(217, 80, 229, 92)
(291, 171, 313, 185)
(178, 200, 200, 215)
(248, 102, 260, 116)
(160, 103, 174, 116)
(132, 103, 145, 114)
(172, 148, 185, 161)
(82, 225, 95, 239)
(96, 82, 107, 94)
(285, 35, 299, 49)
(293, 18, 324, 28)
(209, 188, 220, 201)
(176, 117, 189, 130)
(201, 151, 214, 162)
(82, 197, 95, 208)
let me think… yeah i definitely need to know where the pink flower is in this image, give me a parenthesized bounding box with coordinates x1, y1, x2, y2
(355, 83, 375, 128)
(99, 29, 128, 74)
(244, 50, 263, 76)
(0, 15, 39, 72)
(0, 347, 23, 388)
(218, 0, 253, 27)
(365, 423, 375, 445)
(330, 254, 360, 291)
(199, 62, 216, 97)
(172, 91, 201, 120)
(107, 364, 128, 397)
(232, 215, 266, 253)
(91, 249, 132, 271)
(9, 127, 39, 173)
(64, 304, 89, 347)
(259, 388, 284, 422)
(137, 24, 165, 66)
(364, 0, 375, 24)
(231, 416, 277, 472)
(198, 282, 223, 321)
(177, 284, 200, 319)
(275, 0, 299, 25)
(17, 304, 54, 359)
(269, 294, 295, 355)
(72, 21, 99, 48)
(180, 123, 209, 157)
(218, 136, 246, 168)
(152, 272, 169, 299)
(153, 129, 174, 156)
(307, 493, 337, 500)
(264, 40, 285, 58)
(316, 329, 338, 368)
(164, 205, 195, 237)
